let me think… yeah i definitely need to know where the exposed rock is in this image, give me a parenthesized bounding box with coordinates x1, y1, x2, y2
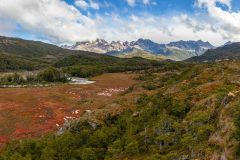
(228, 92, 236, 97)
(132, 111, 140, 117)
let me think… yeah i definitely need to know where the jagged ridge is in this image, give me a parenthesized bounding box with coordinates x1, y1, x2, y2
(63, 38, 215, 61)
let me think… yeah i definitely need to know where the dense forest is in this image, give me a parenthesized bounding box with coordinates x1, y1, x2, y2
(54, 55, 175, 78)
(0, 67, 68, 85)
(0, 55, 171, 85)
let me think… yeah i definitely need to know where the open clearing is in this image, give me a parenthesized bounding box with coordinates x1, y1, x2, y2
(0, 73, 136, 144)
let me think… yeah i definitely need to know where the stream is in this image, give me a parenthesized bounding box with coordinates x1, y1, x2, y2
(68, 77, 96, 85)
(0, 77, 95, 88)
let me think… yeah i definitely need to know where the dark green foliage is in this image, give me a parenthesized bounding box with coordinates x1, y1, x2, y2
(0, 92, 210, 160)
(54, 55, 161, 68)
(0, 54, 44, 71)
(54, 55, 168, 77)
(0, 73, 25, 85)
(234, 105, 240, 155)
(0, 67, 68, 85)
(37, 67, 68, 83)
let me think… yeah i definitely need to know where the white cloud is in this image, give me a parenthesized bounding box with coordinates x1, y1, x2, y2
(172, 14, 224, 45)
(75, 0, 89, 10)
(126, 0, 136, 7)
(0, 0, 98, 43)
(126, 0, 156, 7)
(97, 1, 240, 46)
(143, 0, 151, 5)
(177, 14, 206, 33)
(0, 0, 239, 46)
(195, 0, 240, 42)
(89, 0, 100, 10)
(95, 13, 228, 46)
(75, 0, 100, 10)
(196, 0, 232, 9)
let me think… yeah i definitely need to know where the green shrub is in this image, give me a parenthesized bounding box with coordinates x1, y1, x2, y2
(37, 67, 68, 83)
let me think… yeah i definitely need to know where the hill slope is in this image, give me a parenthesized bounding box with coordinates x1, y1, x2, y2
(1, 60, 240, 159)
(0, 36, 104, 63)
(117, 49, 165, 61)
(53, 54, 165, 77)
(0, 36, 95, 71)
(0, 54, 46, 71)
(0, 36, 167, 77)
(188, 42, 240, 62)
(0, 36, 71, 59)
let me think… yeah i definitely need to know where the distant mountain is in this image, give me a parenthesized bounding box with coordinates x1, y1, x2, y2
(116, 49, 166, 61)
(0, 36, 112, 70)
(0, 36, 102, 63)
(131, 38, 169, 55)
(187, 42, 240, 62)
(0, 36, 164, 72)
(0, 36, 70, 60)
(223, 41, 233, 46)
(167, 40, 213, 55)
(65, 39, 131, 54)
(65, 39, 215, 61)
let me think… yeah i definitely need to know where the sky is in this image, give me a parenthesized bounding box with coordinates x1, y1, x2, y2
(0, 0, 240, 46)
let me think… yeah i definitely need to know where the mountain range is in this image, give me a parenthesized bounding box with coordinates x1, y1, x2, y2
(63, 39, 215, 61)
(0, 36, 162, 72)
(1, 35, 240, 64)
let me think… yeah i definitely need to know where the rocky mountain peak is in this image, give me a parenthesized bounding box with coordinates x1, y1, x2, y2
(62, 38, 215, 61)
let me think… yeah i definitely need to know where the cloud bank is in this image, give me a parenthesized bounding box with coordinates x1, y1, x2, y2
(0, 0, 239, 45)
(196, 0, 240, 41)
(0, 0, 98, 43)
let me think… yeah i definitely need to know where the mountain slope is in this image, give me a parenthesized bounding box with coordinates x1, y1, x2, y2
(188, 42, 240, 62)
(168, 40, 213, 55)
(71, 39, 130, 54)
(0, 36, 164, 73)
(116, 49, 166, 61)
(0, 36, 101, 62)
(0, 36, 70, 59)
(66, 39, 215, 61)
(0, 54, 45, 71)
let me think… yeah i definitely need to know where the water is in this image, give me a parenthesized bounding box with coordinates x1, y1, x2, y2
(69, 77, 96, 85)
(0, 77, 95, 88)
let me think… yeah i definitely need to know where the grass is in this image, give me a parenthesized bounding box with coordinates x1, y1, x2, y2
(0, 73, 136, 146)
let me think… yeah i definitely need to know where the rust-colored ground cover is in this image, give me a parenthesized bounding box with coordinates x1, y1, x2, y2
(0, 73, 136, 145)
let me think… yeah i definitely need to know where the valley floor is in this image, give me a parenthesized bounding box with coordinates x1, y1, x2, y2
(0, 73, 136, 145)
(2, 61, 240, 159)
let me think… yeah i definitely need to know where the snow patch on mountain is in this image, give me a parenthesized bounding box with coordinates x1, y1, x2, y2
(62, 39, 215, 61)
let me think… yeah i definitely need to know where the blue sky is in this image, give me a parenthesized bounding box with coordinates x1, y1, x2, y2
(66, 0, 196, 15)
(0, 0, 240, 46)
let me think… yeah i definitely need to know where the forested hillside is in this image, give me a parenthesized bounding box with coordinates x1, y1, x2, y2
(54, 55, 167, 77)
(0, 36, 167, 83)
(188, 42, 240, 62)
(0, 36, 166, 74)
(0, 54, 43, 71)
